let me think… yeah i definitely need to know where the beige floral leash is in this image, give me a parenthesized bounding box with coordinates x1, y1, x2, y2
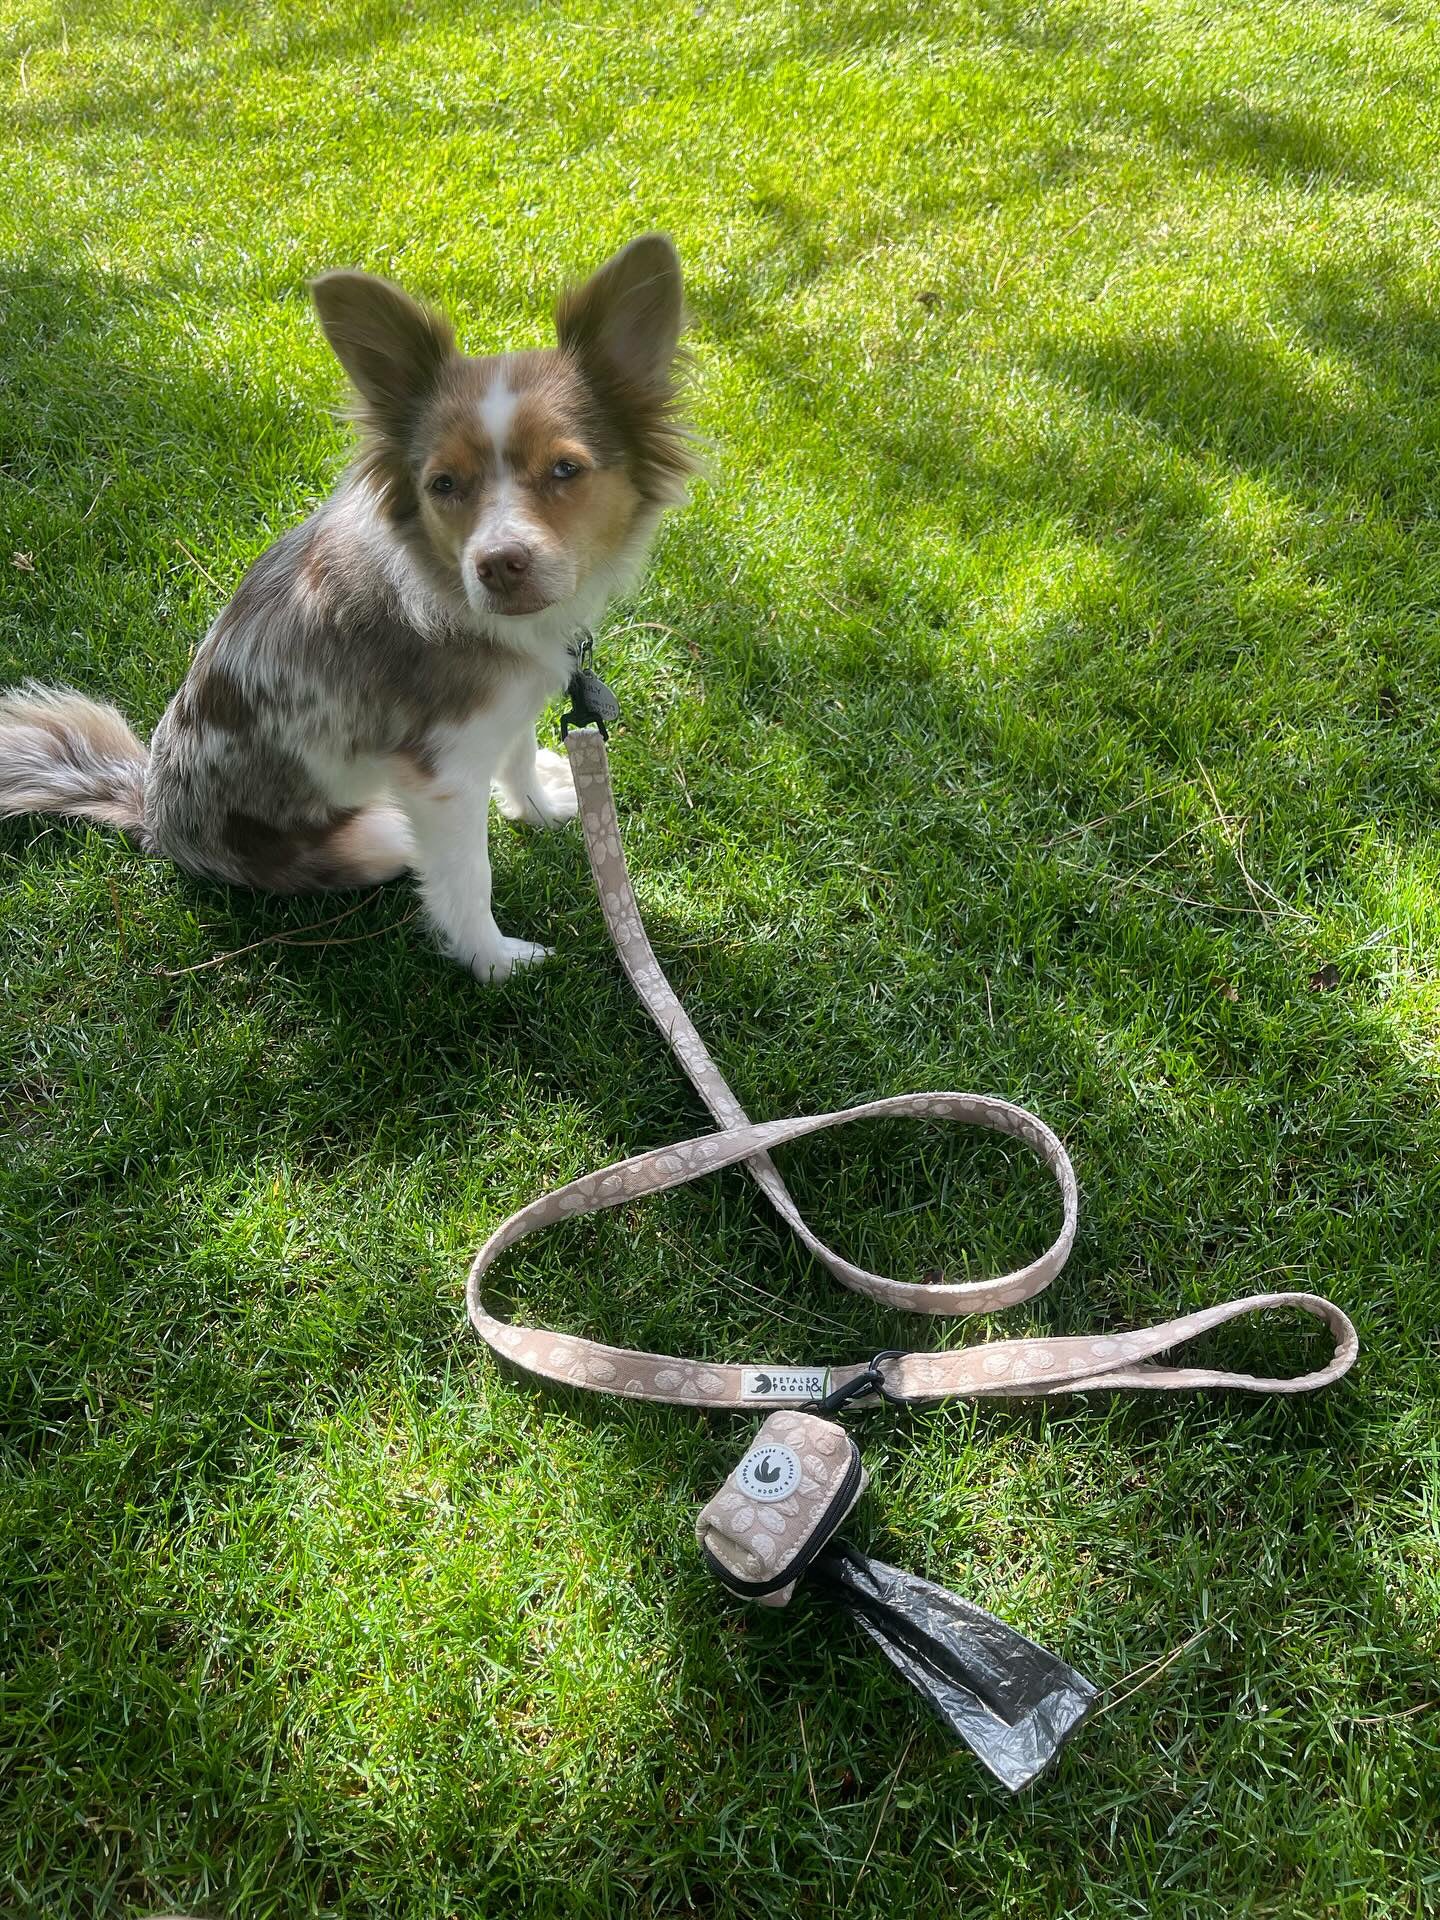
(466, 699, 1358, 1413)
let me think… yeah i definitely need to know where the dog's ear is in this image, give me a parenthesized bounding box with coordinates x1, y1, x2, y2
(555, 233, 684, 392)
(310, 270, 455, 437)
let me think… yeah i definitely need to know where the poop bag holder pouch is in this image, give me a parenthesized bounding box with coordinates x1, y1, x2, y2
(697, 1411, 867, 1607)
(699, 1413, 1097, 1790)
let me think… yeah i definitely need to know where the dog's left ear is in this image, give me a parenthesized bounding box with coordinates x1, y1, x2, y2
(556, 233, 684, 392)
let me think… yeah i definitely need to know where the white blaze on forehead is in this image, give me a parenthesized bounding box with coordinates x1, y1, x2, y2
(478, 376, 521, 473)
(471, 373, 531, 558)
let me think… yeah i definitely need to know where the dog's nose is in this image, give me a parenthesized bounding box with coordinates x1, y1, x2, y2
(475, 544, 533, 588)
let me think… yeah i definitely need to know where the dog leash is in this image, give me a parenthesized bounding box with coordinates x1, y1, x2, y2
(465, 685, 1359, 1414)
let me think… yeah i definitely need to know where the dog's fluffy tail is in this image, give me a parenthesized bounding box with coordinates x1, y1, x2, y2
(0, 682, 149, 836)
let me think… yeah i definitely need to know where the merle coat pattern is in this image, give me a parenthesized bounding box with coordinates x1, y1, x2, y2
(0, 233, 692, 980)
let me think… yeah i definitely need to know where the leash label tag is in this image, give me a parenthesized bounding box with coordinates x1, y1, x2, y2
(742, 1367, 829, 1403)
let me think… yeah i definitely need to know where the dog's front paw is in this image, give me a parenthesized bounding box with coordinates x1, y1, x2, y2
(468, 935, 555, 984)
(496, 748, 579, 828)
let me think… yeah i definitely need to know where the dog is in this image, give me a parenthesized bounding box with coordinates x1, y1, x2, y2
(0, 233, 692, 980)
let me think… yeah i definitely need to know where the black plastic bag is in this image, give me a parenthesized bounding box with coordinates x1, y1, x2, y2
(810, 1540, 1097, 1791)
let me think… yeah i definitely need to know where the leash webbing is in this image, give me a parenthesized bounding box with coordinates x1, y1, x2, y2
(466, 724, 1358, 1410)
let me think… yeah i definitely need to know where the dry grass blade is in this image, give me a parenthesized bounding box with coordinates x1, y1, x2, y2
(155, 889, 406, 976)
(1092, 1623, 1217, 1720)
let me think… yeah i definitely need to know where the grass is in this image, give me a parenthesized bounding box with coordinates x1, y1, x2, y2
(2, 0, 1440, 1911)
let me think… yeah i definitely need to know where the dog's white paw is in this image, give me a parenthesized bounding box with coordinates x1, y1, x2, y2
(467, 935, 554, 984)
(496, 748, 579, 828)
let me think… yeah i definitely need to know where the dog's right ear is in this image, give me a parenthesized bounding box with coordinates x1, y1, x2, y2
(310, 271, 455, 439)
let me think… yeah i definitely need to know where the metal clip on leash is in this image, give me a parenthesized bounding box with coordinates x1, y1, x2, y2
(465, 636, 1360, 1788)
(810, 1350, 905, 1415)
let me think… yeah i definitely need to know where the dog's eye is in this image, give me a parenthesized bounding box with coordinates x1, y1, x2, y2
(428, 473, 456, 496)
(551, 459, 582, 481)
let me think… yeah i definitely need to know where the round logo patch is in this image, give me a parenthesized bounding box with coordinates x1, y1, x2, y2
(737, 1442, 801, 1502)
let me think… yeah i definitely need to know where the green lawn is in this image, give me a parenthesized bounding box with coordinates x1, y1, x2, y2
(3, 0, 1440, 1912)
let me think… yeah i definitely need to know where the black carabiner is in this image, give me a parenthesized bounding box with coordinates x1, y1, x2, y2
(809, 1350, 905, 1415)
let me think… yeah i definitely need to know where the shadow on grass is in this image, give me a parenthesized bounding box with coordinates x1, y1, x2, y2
(4, 216, 1440, 1908)
(693, 226, 1440, 789)
(5, 237, 1437, 1326)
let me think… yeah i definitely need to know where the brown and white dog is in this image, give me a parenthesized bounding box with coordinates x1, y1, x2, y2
(0, 234, 692, 979)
